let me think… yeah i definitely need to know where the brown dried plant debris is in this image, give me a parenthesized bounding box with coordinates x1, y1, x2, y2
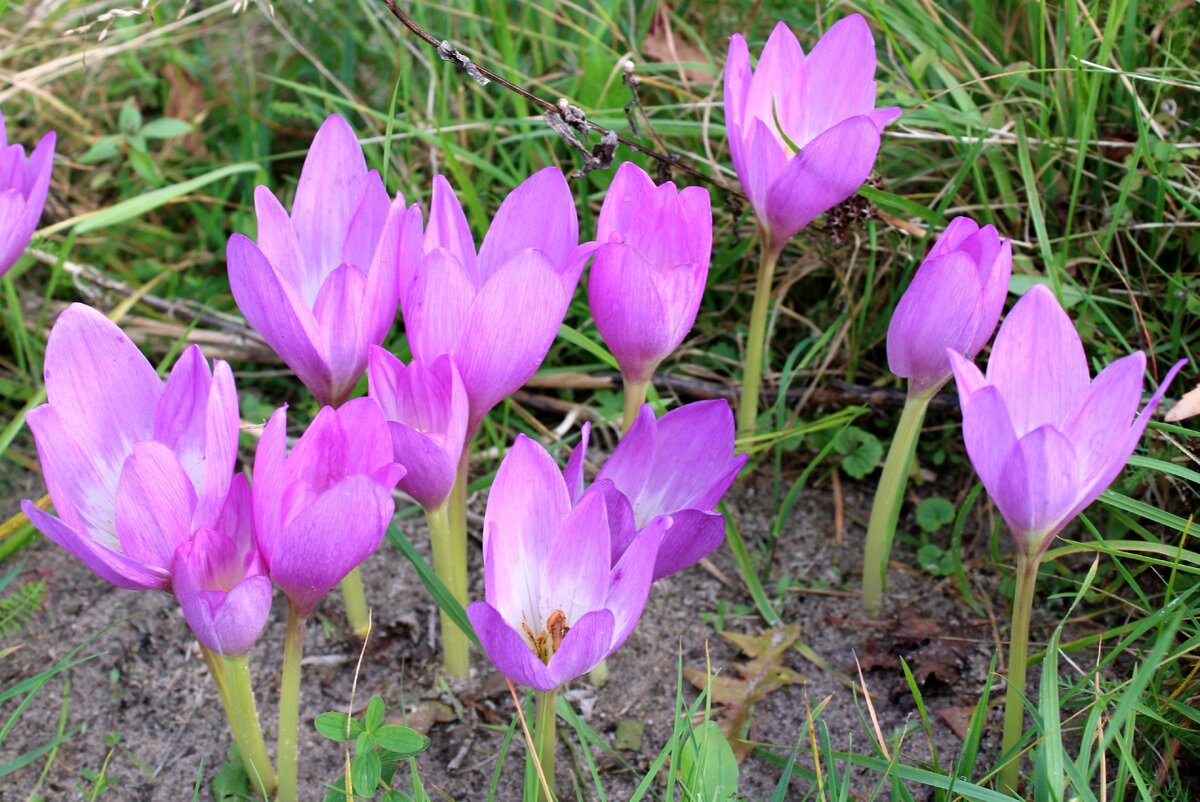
(683, 624, 808, 760)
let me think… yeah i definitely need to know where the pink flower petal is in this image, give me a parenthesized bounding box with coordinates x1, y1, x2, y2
(987, 284, 1089, 434)
(290, 114, 370, 281)
(539, 491, 611, 626)
(425, 175, 478, 283)
(42, 303, 160, 470)
(454, 249, 568, 429)
(588, 242, 671, 383)
(468, 601, 555, 691)
(404, 247, 477, 364)
(742, 21, 807, 150)
(253, 186, 310, 302)
(605, 517, 662, 648)
(995, 425, 1080, 549)
(227, 234, 331, 400)
(312, 262, 370, 407)
(483, 435, 571, 627)
(596, 161, 657, 243)
(802, 14, 881, 140)
(763, 115, 881, 249)
(272, 474, 393, 616)
(23, 501, 168, 590)
(115, 441, 197, 572)
(546, 608, 615, 687)
(477, 166, 577, 285)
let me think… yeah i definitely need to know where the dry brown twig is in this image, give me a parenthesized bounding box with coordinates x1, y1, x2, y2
(378, 0, 737, 192)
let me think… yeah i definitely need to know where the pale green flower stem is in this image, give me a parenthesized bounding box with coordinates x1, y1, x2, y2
(221, 655, 277, 798)
(276, 602, 306, 802)
(340, 568, 370, 638)
(735, 238, 782, 442)
(999, 550, 1040, 796)
(427, 499, 470, 677)
(621, 377, 649, 434)
(861, 386, 933, 615)
(531, 689, 558, 802)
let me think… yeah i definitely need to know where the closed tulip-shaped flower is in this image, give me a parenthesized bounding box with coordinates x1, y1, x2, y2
(22, 304, 239, 590)
(173, 476, 272, 657)
(589, 162, 711, 391)
(724, 15, 900, 253)
(564, 400, 746, 581)
(367, 348, 468, 510)
(949, 284, 1185, 557)
(0, 109, 56, 276)
(402, 168, 595, 433)
(467, 435, 663, 691)
(888, 217, 1012, 396)
(251, 397, 404, 617)
(228, 114, 417, 408)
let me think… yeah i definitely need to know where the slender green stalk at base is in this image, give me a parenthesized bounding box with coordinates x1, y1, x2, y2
(340, 567, 370, 638)
(861, 387, 933, 615)
(532, 689, 558, 802)
(621, 377, 649, 434)
(222, 655, 277, 798)
(277, 602, 307, 802)
(199, 643, 231, 713)
(999, 551, 1040, 796)
(736, 239, 782, 442)
(426, 501, 470, 676)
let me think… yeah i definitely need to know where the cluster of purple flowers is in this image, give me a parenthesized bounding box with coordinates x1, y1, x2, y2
(21, 110, 750, 686)
(4, 10, 1187, 798)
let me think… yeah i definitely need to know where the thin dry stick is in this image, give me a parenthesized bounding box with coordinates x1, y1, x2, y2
(853, 651, 891, 761)
(343, 611, 373, 798)
(377, 0, 737, 195)
(505, 678, 555, 802)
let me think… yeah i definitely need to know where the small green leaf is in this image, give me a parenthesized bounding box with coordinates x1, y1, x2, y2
(364, 695, 385, 731)
(351, 750, 382, 796)
(917, 543, 948, 575)
(118, 98, 142, 135)
(314, 712, 361, 742)
(678, 721, 739, 801)
(139, 117, 194, 140)
(838, 428, 883, 479)
(915, 497, 956, 533)
(375, 725, 431, 758)
(355, 731, 377, 755)
(79, 135, 123, 164)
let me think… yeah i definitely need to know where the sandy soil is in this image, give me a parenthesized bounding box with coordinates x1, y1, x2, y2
(0, 455, 1023, 801)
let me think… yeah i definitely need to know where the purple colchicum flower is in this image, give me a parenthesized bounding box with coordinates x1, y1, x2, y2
(228, 113, 417, 408)
(565, 400, 747, 581)
(172, 476, 273, 657)
(467, 435, 663, 691)
(887, 217, 1013, 396)
(949, 284, 1186, 557)
(589, 162, 712, 385)
(724, 16, 900, 253)
(402, 168, 595, 433)
(0, 109, 56, 276)
(251, 398, 404, 617)
(22, 304, 239, 591)
(367, 348, 468, 509)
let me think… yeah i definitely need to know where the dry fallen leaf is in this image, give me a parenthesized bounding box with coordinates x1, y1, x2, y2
(1165, 382, 1200, 422)
(937, 705, 976, 740)
(641, 7, 715, 88)
(684, 624, 808, 760)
